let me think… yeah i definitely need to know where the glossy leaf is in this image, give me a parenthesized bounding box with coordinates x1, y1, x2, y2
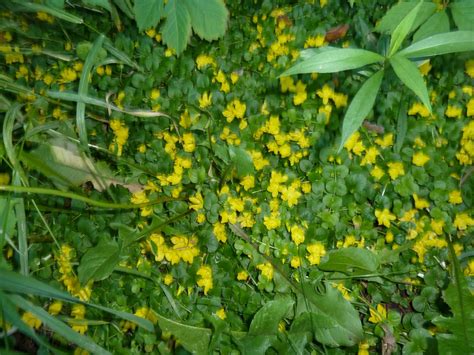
(398, 31, 474, 58)
(318, 247, 380, 274)
(376, 1, 436, 34)
(280, 48, 384, 76)
(338, 70, 384, 152)
(78, 239, 120, 285)
(184, 0, 228, 41)
(413, 10, 450, 42)
(451, 2, 474, 31)
(390, 54, 431, 111)
(156, 313, 211, 354)
(162, 0, 191, 55)
(133, 0, 164, 32)
(389, 0, 423, 56)
(249, 297, 294, 335)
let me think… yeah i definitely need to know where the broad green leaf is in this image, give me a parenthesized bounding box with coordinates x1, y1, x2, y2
(338, 70, 384, 152)
(0, 270, 154, 331)
(433, 277, 474, 354)
(229, 146, 254, 178)
(451, 2, 474, 31)
(77, 239, 120, 285)
(133, 0, 164, 32)
(280, 48, 384, 76)
(9, 294, 111, 355)
(82, 0, 111, 12)
(413, 10, 450, 42)
(113, 0, 134, 19)
(162, 0, 191, 55)
(249, 297, 294, 336)
(376, 1, 436, 34)
(296, 285, 363, 346)
(389, 0, 424, 56)
(398, 31, 474, 58)
(184, 0, 228, 41)
(318, 247, 380, 274)
(395, 99, 408, 154)
(390, 54, 431, 111)
(156, 313, 211, 355)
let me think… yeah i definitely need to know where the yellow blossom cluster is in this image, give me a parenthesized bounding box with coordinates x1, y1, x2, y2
(456, 120, 474, 165)
(304, 34, 326, 48)
(0, 31, 24, 64)
(122, 307, 158, 332)
(196, 265, 213, 295)
(147, 233, 200, 265)
(306, 242, 326, 265)
(109, 119, 129, 156)
(408, 102, 431, 118)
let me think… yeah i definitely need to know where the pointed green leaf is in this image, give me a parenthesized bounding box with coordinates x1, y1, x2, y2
(184, 0, 228, 41)
(451, 2, 474, 31)
(280, 48, 384, 76)
(375, 1, 436, 34)
(338, 70, 384, 152)
(390, 54, 431, 111)
(133, 0, 164, 32)
(156, 313, 211, 354)
(9, 294, 111, 355)
(249, 297, 294, 336)
(0, 270, 154, 332)
(413, 10, 450, 42)
(389, 0, 424, 56)
(12, 1, 83, 24)
(318, 247, 380, 274)
(162, 0, 191, 55)
(398, 31, 474, 58)
(78, 239, 120, 285)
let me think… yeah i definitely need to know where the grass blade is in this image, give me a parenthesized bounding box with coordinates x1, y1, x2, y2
(104, 40, 141, 71)
(14, 196, 28, 276)
(11, 1, 83, 24)
(9, 294, 111, 355)
(0, 270, 154, 332)
(3, 104, 28, 185)
(77, 35, 105, 152)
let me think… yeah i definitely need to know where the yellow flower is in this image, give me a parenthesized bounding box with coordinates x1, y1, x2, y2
(290, 225, 305, 246)
(413, 194, 430, 209)
(196, 265, 213, 295)
(387, 162, 405, 180)
(213, 222, 227, 243)
(163, 274, 173, 285)
(368, 304, 387, 324)
(304, 34, 326, 48)
(358, 340, 370, 355)
(293, 80, 307, 105)
(419, 60, 432, 76)
(48, 301, 63, 315)
(182, 132, 196, 152)
(150, 88, 160, 100)
(467, 98, 474, 117)
(375, 133, 394, 148)
(445, 105, 463, 119)
(189, 191, 204, 211)
(375, 208, 396, 228)
(361, 146, 380, 166)
(448, 190, 463, 204)
(237, 270, 249, 281)
(317, 84, 334, 105)
(240, 175, 255, 191)
(22, 312, 42, 329)
(37, 11, 54, 24)
(60, 67, 77, 83)
(223, 99, 246, 122)
(412, 151, 430, 167)
(453, 212, 474, 230)
(257, 263, 274, 280)
(199, 91, 212, 109)
(290, 256, 301, 268)
(196, 54, 216, 69)
(264, 211, 281, 230)
(0, 172, 10, 185)
(370, 166, 385, 180)
(306, 242, 326, 265)
(466, 59, 474, 78)
(408, 102, 430, 117)
(215, 308, 227, 320)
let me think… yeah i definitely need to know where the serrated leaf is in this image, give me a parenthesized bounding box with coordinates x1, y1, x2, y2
(229, 146, 254, 178)
(184, 0, 228, 41)
(280, 48, 384, 76)
(338, 70, 384, 152)
(451, 2, 474, 31)
(413, 10, 450, 42)
(77, 239, 120, 285)
(133, 0, 163, 32)
(390, 54, 431, 111)
(156, 313, 211, 355)
(376, 1, 436, 34)
(389, 0, 424, 56)
(296, 285, 363, 346)
(162, 0, 191, 55)
(319, 247, 380, 274)
(398, 31, 474, 58)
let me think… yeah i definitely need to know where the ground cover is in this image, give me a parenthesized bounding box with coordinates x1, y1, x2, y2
(0, 0, 473, 354)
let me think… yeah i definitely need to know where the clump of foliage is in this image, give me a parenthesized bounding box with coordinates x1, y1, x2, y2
(0, 0, 473, 354)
